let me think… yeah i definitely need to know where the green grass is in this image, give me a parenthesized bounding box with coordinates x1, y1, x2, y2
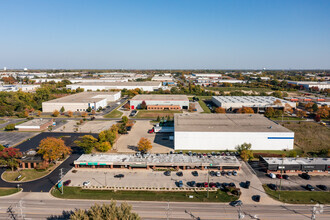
(135, 110, 182, 119)
(104, 109, 123, 118)
(0, 119, 6, 124)
(52, 187, 238, 203)
(270, 116, 306, 121)
(0, 188, 20, 197)
(263, 185, 330, 204)
(2, 166, 54, 182)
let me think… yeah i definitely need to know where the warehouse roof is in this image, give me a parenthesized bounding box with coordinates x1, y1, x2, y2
(70, 81, 161, 86)
(43, 92, 119, 103)
(75, 154, 240, 166)
(15, 118, 52, 127)
(174, 114, 293, 133)
(131, 94, 188, 101)
(212, 96, 295, 106)
(262, 157, 329, 165)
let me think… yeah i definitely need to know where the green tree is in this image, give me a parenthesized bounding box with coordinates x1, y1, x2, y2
(274, 109, 283, 118)
(264, 107, 275, 118)
(70, 201, 140, 220)
(98, 130, 117, 145)
(60, 106, 65, 113)
(75, 135, 98, 153)
(0, 145, 4, 151)
(87, 106, 92, 112)
(288, 150, 297, 157)
(235, 143, 254, 161)
(5, 123, 15, 131)
(121, 116, 128, 125)
(312, 103, 318, 112)
(96, 141, 111, 152)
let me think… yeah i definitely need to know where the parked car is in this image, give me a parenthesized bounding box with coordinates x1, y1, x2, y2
(114, 174, 124, 178)
(227, 171, 232, 176)
(221, 171, 226, 176)
(245, 181, 250, 189)
(229, 182, 236, 187)
(276, 174, 282, 179)
(283, 175, 289, 180)
(203, 182, 208, 188)
(164, 171, 171, 176)
(196, 183, 203, 187)
(252, 195, 260, 202)
(176, 171, 183, 177)
(230, 200, 243, 207)
(269, 173, 276, 179)
(306, 184, 315, 191)
(317, 185, 327, 191)
(148, 129, 154, 133)
(268, 184, 277, 190)
(129, 110, 137, 117)
(222, 183, 229, 187)
(301, 173, 311, 180)
(209, 182, 216, 188)
(192, 171, 199, 177)
(3, 144, 9, 148)
(83, 181, 90, 186)
(188, 181, 196, 187)
(209, 171, 216, 176)
(126, 126, 132, 131)
(63, 180, 71, 186)
(216, 182, 221, 188)
(177, 180, 183, 187)
(216, 171, 221, 177)
(232, 171, 237, 176)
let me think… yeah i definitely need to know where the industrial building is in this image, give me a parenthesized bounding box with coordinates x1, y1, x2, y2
(212, 96, 296, 112)
(15, 119, 53, 131)
(259, 156, 330, 175)
(66, 81, 162, 92)
(174, 114, 294, 151)
(288, 81, 330, 90)
(42, 91, 121, 112)
(130, 95, 189, 110)
(74, 153, 241, 171)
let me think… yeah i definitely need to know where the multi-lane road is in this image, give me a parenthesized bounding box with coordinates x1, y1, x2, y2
(0, 192, 329, 219)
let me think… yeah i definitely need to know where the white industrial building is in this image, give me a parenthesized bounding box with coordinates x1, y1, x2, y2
(174, 114, 294, 151)
(0, 84, 40, 92)
(130, 95, 189, 110)
(42, 91, 121, 112)
(33, 78, 128, 83)
(66, 82, 162, 92)
(288, 81, 330, 90)
(192, 73, 222, 78)
(212, 96, 296, 110)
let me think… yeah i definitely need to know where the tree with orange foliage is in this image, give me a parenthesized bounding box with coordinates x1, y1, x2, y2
(295, 109, 307, 118)
(52, 110, 60, 117)
(38, 137, 71, 162)
(316, 106, 329, 118)
(284, 103, 293, 114)
(81, 112, 88, 117)
(37, 110, 42, 117)
(304, 102, 314, 112)
(237, 106, 254, 114)
(137, 137, 152, 153)
(215, 107, 226, 114)
(67, 110, 73, 117)
(273, 99, 282, 106)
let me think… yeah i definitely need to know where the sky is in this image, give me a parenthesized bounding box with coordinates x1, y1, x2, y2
(0, 0, 330, 69)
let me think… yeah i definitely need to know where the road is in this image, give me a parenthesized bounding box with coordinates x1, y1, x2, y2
(1, 193, 329, 219)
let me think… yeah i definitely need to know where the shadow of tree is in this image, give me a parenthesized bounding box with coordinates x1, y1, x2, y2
(47, 210, 73, 220)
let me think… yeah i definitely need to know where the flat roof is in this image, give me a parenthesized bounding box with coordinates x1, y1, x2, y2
(75, 154, 240, 166)
(131, 94, 188, 101)
(174, 114, 293, 132)
(69, 81, 161, 86)
(16, 119, 52, 127)
(43, 92, 120, 104)
(262, 157, 329, 165)
(212, 96, 295, 106)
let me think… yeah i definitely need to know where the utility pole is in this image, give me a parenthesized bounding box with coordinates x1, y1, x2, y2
(165, 200, 171, 220)
(238, 206, 245, 219)
(17, 200, 25, 220)
(311, 204, 324, 220)
(279, 156, 284, 200)
(104, 172, 107, 186)
(59, 168, 64, 194)
(207, 164, 211, 199)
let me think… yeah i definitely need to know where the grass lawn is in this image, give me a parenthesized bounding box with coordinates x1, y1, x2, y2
(52, 187, 238, 203)
(135, 110, 182, 119)
(0, 119, 6, 124)
(104, 109, 123, 118)
(270, 116, 306, 121)
(281, 122, 330, 153)
(263, 185, 330, 204)
(0, 188, 20, 197)
(2, 166, 54, 182)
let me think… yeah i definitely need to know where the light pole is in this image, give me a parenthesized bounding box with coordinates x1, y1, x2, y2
(207, 163, 212, 199)
(104, 172, 107, 186)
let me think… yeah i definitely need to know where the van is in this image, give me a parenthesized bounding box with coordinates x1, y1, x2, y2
(269, 173, 276, 179)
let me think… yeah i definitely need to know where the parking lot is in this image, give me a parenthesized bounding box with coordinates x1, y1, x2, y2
(114, 120, 173, 153)
(0, 132, 39, 147)
(54, 120, 117, 133)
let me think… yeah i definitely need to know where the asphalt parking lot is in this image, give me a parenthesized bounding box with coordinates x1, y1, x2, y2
(0, 132, 39, 147)
(54, 120, 117, 133)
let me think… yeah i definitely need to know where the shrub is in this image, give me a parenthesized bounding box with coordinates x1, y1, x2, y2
(5, 123, 15, 131)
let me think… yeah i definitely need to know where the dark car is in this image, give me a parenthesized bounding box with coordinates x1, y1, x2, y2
(317, 185, 328, 191)
(176, 171, 183, 177)
(126, 126, 132, 131)
(196, 183, 203, 187)
(3, 144, 9, 148)
(188, 181, 196, 187)
(114, 174, 124, 178)
(209, 182, 216, 188)
(268, 183, 277, 190)
(221, 171, 226, 176)
(252, 195, 260, 202)
(245, 181, 250, 189)
(306, 184, 315, 191)
(63, 180, 71, 186)
(230, 200, 243, 207)
(301, 173, 311, 180)
(164, 171, 171, 176)
(222, 183, 229, 187)
(229, 182, 236, 187)
(282, 175, 289, 180)
(177, 180, 183, 187)
(276, 174, 282, 179)
(216, 182, 221, 188)
(90, 116, 95, 120)
(192, 171, 199, 177)
(209, 171, 216, 176)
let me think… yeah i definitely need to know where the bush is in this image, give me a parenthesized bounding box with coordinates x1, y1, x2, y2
(5, 123, 15, 131)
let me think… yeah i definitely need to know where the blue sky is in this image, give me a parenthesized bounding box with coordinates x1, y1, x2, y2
(0, 0, 330, 69)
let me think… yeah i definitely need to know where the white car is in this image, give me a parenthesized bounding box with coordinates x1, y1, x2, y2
(83, 181, 91, 186)
(216, 171, 221, 177)
(269, 173, 276, 179)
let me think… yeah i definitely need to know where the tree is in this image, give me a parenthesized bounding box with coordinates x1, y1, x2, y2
(304, 102, 314, 112)
(295, 109, 307, 118)
(67, 110, 73, 117)
(81, 112, 88, 118)
(312, 103, 319, 112)
(121, 116, 128, 125)
(0, 145, 4, 151)
(235, 143, 253, 161)
(214, 107, 226, 114)
(118, 123, 127, 134)
(140, 101, 147, 109)
(237, 107, 254, 114)
(288, 150, 297, 157)
(96, 141, 111, 152)
(314, 114, 321, 122)
(70, 201, 140, 220)
(156, 116, 160, 122)
(37, 110, 42, 117)
(273, 99, 282, 106)
(0, 148, 22, 171)
(86, 107, 92, 112)
(284, 103, 293, 114)
(316, 106, 329, 118)
(5, 123, 16, 131)
(75, 135, 98, 153)
(38, 137, 72, 162)
(264, 107, 275, 118)
(53, 110, 60, 117)
(274, 110, 283, 118)
(60, 106, 65, 113)
(137, 137, 152, 153)
(99, 130, 117, 145)
(123, 103, 130, 110)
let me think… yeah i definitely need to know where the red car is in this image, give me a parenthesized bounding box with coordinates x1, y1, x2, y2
(209, 182, 216, 188)
(63, 180, 71, 186)
(204, 182, 208, 187)
(148, 129, 154, 133)
(276, 174, 282, 179)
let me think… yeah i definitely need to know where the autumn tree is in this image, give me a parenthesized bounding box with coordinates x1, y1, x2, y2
(121, 116, 128, 125)
(98, 130, 117, 145)
(284, 103, 293, 114)
(70, 202, 140, 220)
(123, 102, 130, 110)
(37, 110, 42, 117)
(53, 110, 60, 117)
(81, 112, 88, 118)
(274, 110, 283, 118)
(264, 107, 275, 118)
(38, 137, 72, 162)
(236, 143, 254, 161)
(314, 114, 321, 122)
(237, 106, 254, 114)
(295, 109, 307, 118)
(215, 107, 226, 114)
(273, 99, 282, 106)
(75, 135, 98, 153)
(0, 148, 22, 171)
(304, 102, 314, 112)
(137, 137, 152, 153)
(67, 110, 73, 117)
(140, 101, 147, 109)
(316, 106, 329, 118)
(95, 141, 111, 152)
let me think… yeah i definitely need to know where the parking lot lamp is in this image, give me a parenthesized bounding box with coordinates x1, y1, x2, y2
(207, 163, 212, 199)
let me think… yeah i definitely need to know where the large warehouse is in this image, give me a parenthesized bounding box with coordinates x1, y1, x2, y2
(212, 96, 296, 111)
(42, 91, 121, 112)
(66, 81, 162, 92)
(130, 95, 189, 110)
(174, 114, 294, 151)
